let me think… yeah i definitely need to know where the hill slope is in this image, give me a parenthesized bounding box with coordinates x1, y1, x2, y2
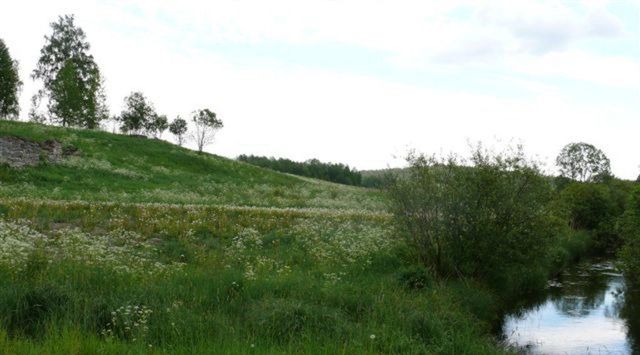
(0, 121, 383, 211)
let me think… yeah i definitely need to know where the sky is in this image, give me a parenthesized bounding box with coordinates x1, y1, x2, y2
(1, 0, 639, 178)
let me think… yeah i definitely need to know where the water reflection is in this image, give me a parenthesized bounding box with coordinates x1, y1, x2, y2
(503, 259, 639, 354)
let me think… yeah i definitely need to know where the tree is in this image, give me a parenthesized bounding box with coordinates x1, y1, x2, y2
(560, 183, 612, 230)
(118, 92, 155, 135)
(0, 38, 22, 120)
(169, 117, 188, 146)
(146, 114, 168, 139)
(190, 108, 223, 153)
(48, 59, 84, 127)
(556, 142, 611, 182)
(236, 155, 363, 186)
(31, 14, 107, 128)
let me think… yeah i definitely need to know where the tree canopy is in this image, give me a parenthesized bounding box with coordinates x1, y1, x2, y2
(118, 92, 156, 135)
(0, 39, 22, 120)
(237, 155, 362, 186)
(169, 117, 188, 146)
(556, 142, 611, 182)
(146, 114, 168, 139)
(191, 108, 223, 153)
(31, 14, 107, 128)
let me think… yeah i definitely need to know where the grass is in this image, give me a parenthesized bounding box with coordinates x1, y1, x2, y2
(0, 121, 512, 353)
(0, 203, 506, 354)
(0, 121, 383, 210)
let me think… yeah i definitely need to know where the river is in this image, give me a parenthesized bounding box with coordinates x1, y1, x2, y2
(502, 258, 640, 354)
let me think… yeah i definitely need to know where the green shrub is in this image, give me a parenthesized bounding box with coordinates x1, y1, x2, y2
(560, 182, 613, 230)
(389, 146, 554, 284)
(618, 186, 640, 286)
(397, 265, 433, 290)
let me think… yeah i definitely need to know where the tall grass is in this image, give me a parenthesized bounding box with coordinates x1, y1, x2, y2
(0, 211, 506, 354)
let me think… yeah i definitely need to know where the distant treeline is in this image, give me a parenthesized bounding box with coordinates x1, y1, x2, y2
(237, 155, 362, 186)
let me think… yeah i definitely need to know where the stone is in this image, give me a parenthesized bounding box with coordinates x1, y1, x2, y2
(0, 136, 42, 168)
(0, 135, 79, 168)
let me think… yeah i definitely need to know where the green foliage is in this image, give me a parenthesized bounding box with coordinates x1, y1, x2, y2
(248, 298, 346, 343)
(49, 60, 84, 127)
(556, 142, 611, 182)
(31, 14, 107, 128)
(0, 283, 69, 338)
(168, 116, 188, 146)
(557, 181, 628, 252)
(191, 108, 223, 153)
(118, 92, 155, 135)
(618, 186, 640, 286)
(389, 146, 554, 284)
(238, 155, 362, 186)
(360, 170, 398, 188)
(360, 169, 408, 189)
(559, 183, 613, 230)
(0, 206, 506, 354)
(146, 114, 168, 139)
(0, 39, 22, 120)
(547, 230, 594, 272)
(396, 265, 433, 290)
(1, 121, 620, 353)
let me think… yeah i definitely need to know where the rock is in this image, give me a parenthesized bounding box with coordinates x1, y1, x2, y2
(40, 139, 64, 163)
(0, 135, 79, 168)
(0, 136, 41, 168)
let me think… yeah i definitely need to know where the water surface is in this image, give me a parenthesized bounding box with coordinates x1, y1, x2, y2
(503, 259, 640, 354)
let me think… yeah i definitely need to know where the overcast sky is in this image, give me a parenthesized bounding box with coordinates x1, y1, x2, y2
(1, 0, 639, 178)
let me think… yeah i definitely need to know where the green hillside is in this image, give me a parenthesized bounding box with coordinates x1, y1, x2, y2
(0, 121, 383, 211)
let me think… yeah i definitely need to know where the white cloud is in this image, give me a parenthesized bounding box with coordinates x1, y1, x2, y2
(508, 51, 640, 88)
(1, 0, 639, 179)
(477, 0, 623, 54)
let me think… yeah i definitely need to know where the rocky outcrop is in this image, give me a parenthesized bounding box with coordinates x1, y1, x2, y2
(0, 136, 79, 168)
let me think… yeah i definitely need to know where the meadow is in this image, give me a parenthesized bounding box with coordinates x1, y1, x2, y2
(0, 121, 510, 354)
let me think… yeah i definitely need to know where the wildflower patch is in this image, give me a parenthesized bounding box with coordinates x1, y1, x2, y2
(0, 220, 182, 275)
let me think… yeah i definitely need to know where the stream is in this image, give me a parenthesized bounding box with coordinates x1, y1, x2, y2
(502, 259, 640, 354)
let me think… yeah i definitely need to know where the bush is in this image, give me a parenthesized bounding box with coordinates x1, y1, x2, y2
(618, 186, 640, 286)
(548, 230, 593, 272)
(388, 146, 554, 283)
(559, 182, 613, 230)
(397, 265, 433, 290)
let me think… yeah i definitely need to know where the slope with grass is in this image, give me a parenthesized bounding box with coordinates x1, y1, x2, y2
(0, 121, 383, 211)
(0, 121, 508, 354)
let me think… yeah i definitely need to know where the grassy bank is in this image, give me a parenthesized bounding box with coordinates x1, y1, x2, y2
(0, 198, 506, 354)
